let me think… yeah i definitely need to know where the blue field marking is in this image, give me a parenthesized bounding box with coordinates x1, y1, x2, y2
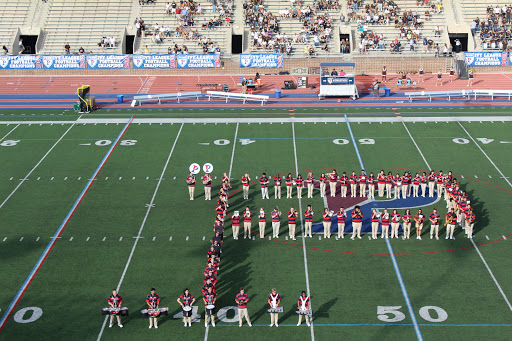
(9, 138, 116, 141)
(0, 116, 135, 331)
(344, 114, 423, 341)
(215, 323, 512, 327)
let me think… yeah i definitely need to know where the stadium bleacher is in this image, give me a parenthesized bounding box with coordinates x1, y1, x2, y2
(1, 0, 509, 58)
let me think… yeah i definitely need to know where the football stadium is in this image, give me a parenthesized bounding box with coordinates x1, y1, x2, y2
(0, 0, 512, 340)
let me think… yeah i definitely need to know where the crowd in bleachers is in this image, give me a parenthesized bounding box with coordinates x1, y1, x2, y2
(472, 5, 512, 51)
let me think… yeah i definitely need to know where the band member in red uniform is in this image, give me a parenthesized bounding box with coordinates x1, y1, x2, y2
(412, 173, 420, 197)
(368, 172, 375, 199)
(350, 171, 358, 198)
(285, 173, 294, 198)
(186, 172, 196, 200)
(231, 211, 241, 240)
(243, 206, 252, 239)
(268, 288, 281, 327)
(258, 208, 266, 238)
(146, 288, 160, 329)
(108, 289, 124, 328)
(465, 203, 475, 239)
(177, 288, 196, 327)
(236, 288, 252, 327)
(414, 208, 425, 240)
(297, 291, 311, 326)
(274, 174, 282, 199)
(296, 174, 304, 199)
(306, 172, 315, 198)
(428, 170, 436, 197)
(391, 209, 401, 239)
(429, 208, 441, 240)
(401, 172, 409, 198)
(381, 209, 390, 239)
(436, 171, 445, 198)
(420, 172, 428, 197)
(242, 173, 251, 200)
(402, 209, 412, 239)
(340, 172, 349, 198)
(337, 207, 347, 239)
(288, 207, 298, 240)
(329, 169, 338, 197)
(319, 173, 327, 198)
(377, 170, 386, 197)
(304, 205, 314, 238)
(322, 208, 332, 238)
(204, 287, 217, 327)
(271, 207, 281, 238)
(445, 207, 457, 240)
(259, 173, 270, 199)
(351, 205, 363, 240)
(371, 209, 380, 239)
(222, 172, 230, 188)
(358, 170, 367, 197)
(394, 173, 402, 199)
(385, 171, 393, 198)
(202, 173, 212, 200)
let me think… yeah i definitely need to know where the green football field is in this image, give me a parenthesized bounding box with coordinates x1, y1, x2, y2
(0, 111, 511, 341)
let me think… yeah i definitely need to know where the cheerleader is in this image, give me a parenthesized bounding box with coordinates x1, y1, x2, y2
(418, 65, 424, 82)
(177, 288, 196, 327)
(467, 68, 474, 86)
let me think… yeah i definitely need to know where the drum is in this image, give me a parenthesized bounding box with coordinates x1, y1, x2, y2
(296, 310, 313, 315)
(102, 307, 129, 316)
(183, 306, 192, 317)
(267, 306, 284, 313)
(148, 309, 160, 317)
(205, 304, 215, 316)
(140, 309, 149, 317)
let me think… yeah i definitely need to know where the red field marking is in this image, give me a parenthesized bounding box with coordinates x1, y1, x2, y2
(227, 167, 511, 256)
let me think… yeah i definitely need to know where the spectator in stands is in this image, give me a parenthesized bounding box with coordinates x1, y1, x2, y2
(330, 69, 338, 76)
(139, 0, 145, 5)
(434, 26, 440, 37)
(109, 36, 116, 47)
(409, 38, 415, 51)
(454, 39, 461, 53)
(339, 70, 345, 76)
(78, 47, 85, 54)
(64, 42, 70, 54)
(144, 45, 149, 54)
(2, 45, 8, 55)
(168, 46, 172, 54)
(442, 43, 448, 57)
(166, 2, 171, 15)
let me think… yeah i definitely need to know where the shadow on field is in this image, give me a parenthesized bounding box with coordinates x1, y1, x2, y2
(312, 298, 338, 322)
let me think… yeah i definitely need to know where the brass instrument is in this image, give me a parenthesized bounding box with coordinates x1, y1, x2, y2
(444, 216, 454, 227)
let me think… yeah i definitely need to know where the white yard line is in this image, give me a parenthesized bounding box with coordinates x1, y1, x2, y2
(457, 121, 512, 189)
(345, 115, 422, 341)
(204, 122, 239, 341)
(403, 119, 512, 315)
(292, 121, 315, 341)
(0, 116, 134, 332)
(0, 124, 75, 209)
(2, 116, 512, 125)
(401, 121, 431, 170)
(96, 123, 184, 340)
(0, 124, 20, 141)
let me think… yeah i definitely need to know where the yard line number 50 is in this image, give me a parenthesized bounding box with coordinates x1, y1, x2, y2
(378, 305, 447, 323)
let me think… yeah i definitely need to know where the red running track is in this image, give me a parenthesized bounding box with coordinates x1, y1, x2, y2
(1, 74, 511, 96)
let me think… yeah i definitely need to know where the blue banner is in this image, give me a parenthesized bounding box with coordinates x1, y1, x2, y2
(86, 54, 130, 69)
(464, 52, 508, 67)
(320, 76, 355, 85)
(0, 55, 42, 69)
(240, 54, 283, 68)
(176, 54, 220, 68)
(132, 54, 176, 69)
(42, 55, 86, 69)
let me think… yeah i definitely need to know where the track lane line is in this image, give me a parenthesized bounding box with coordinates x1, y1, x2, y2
(97, 123, 184, 340)
(0, 116, 135, 332)
(292, 121, 315, 341)
(345, 115, 423, 341)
